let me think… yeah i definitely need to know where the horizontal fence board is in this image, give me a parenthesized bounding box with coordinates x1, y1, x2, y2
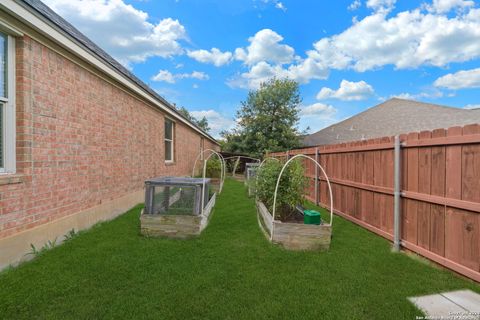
(310, 197, 394, 241)
(402, 191, 480, 213)
(402, 239, 480, 283)
(306, 175, 393, 195)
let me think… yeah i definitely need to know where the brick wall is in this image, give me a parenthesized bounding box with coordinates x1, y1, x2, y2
(0, 35, 218, 239)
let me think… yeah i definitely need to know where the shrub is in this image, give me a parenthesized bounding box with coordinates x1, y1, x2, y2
(256, 159, 308, 221)
(206, 158, 222, 178)
(225, 160, 235, 175)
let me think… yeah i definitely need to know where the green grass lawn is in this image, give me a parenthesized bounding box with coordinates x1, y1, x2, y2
(0, 179, 478, 319)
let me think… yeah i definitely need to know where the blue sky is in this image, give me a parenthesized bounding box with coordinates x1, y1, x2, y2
(44, 0, 480, 137)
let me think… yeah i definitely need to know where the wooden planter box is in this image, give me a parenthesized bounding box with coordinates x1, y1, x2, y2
(140, 193, 216, 239)
(256, 201, 332, 251)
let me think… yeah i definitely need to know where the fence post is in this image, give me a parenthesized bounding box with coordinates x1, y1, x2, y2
(393, 135, 402, 252)
(315, 148, 319, 205)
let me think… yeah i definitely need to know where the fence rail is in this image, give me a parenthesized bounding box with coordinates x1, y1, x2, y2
(270, 124, 480, 282)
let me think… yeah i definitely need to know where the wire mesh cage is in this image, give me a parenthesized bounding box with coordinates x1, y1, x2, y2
(245, 163, 260, 195)
(144, 177, 211, 216)
(245, 163, 260, 181)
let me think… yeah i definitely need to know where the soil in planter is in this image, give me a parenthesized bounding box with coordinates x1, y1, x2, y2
(276, 206, 329, 224)
(276, 206, 305, 223)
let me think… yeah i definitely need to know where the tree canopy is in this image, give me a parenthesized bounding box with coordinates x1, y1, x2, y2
(222, 78, 303, 158)
(177, 106, 210, 133)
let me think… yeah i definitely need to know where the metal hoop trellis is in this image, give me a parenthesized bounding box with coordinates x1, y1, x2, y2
(191, 149, 226, 215)
(271, 154, 334, 240)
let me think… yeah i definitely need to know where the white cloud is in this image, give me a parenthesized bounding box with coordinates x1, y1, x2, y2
(390, 93, 415, 100)
(464, 104, 480, 109)
(151, 70, 209, 83)
(227, 28, 331, 89)
(299, 103, 337, 117)
(227, 59, 329, 89)
(227, 62, 284, 89)
(152, 70, 176, 83)
(391, 88, 444, 100)
(303, 6, 480, 72)
(190, 110, 235, 137)
(44, 0, 187, 66)
(366, 0, 396, 11)
(434, 68, 480, 89)
(187, 48, 233, 66)
(188, 71, 209, 80)
(234, 29, 295, 66)
(257, 0, 287, 12)
(286, 57, 330, 84)
(275, 2, 287, 11)
(187, 27, 295, 72)
(228, 4, 480, 90)
(224, 3, 480, 91)
(348, 0, 361, 11)
(428, 0, 474, 13)
(299, 103, 339, 133)
(317, 80, 375, 101)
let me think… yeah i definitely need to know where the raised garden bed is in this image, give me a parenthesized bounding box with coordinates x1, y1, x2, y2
(140, 193, 216, 238)
(140, 177, 217, 239)
(256, 200, 332, 251)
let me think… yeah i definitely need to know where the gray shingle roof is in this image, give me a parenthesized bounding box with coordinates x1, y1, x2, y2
(303, 98, 480, 147)
(21, 0, 217, 143)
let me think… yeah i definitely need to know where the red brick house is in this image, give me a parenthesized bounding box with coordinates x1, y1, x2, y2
(0, 0, 219, 269)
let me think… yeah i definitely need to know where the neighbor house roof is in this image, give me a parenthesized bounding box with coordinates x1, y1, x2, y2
(13, 0, 218, 144)
(303, 98, 480, 147)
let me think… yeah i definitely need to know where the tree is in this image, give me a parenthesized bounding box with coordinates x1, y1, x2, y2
(177, 106, 210, 133)
(219, 129, 246, 153)
(233, 78, 303, 157)
(196, 116, 210, 133)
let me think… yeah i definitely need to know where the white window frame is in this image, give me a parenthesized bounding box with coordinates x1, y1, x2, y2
(0, 33, 15, 174)
(164, 118, 174, 163)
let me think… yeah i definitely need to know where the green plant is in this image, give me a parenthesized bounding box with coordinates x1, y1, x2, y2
(2, 179, 477, 320)
(42, 238, 57, 251)
(205, 158, 222, 178)
(222, 78, 304, 157)
(26, 244, 40, 257)
(225, 160, 235, 175)
(177, 106, 210, 133)
(256, 159, 308, 221)
(25, 238, 58, 257)
(64, 229, 77, 241)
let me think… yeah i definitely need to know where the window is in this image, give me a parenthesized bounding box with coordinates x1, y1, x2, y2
(164, 118, 174, 162)
(200, 137, 204, 160)
(0, 32, 15, 174)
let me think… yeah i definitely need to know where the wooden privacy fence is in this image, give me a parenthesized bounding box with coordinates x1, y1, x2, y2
(270, 124, 480, 282)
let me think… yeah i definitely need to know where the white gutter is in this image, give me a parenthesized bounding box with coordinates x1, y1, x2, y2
(0, 0, 218, 144)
